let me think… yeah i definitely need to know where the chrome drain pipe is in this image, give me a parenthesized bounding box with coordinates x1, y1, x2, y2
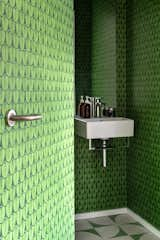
(102, 140, 107, 167)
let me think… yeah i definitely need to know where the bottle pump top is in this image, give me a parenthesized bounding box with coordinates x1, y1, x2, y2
(80, 96, 84, 103)
(85, 96, 90, 103)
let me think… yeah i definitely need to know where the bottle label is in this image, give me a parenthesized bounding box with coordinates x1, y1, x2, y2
(85, 104, 90, 118)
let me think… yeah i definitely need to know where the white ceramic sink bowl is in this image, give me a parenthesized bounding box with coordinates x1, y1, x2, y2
(75, 116, 134, 139)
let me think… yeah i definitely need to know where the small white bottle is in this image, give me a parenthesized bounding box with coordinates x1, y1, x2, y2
(91, 97, 95, 117)
(95, 98, 101, 117)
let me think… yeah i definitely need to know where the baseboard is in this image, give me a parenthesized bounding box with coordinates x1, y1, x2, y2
(75, 208, 127, 220)
(75, 207, 160, 238)
(127, 208, 160, 238)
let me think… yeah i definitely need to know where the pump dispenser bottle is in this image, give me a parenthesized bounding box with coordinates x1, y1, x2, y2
(78, 96, 85, 116)
(84, 96, 91, 118)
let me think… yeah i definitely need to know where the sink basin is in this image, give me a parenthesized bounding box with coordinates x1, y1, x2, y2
(75, 116, 134, 139)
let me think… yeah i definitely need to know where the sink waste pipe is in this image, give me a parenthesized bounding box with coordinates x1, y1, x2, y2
(89, 139, 107, 167)
(102, 140, 107, 167)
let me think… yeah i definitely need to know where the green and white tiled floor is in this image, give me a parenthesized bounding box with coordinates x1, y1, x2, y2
(75, 214, 160, 240)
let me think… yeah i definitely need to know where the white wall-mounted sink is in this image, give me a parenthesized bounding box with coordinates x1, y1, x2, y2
(75, 116, 134, 139)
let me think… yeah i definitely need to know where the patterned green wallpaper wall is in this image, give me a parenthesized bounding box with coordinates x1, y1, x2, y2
(127, 0, 160, 229)
(0, 0, 74, 239)
(75, 0, 127, 213)
(75, 0, 160, 229)
(91, 0, 116, 107)
(74, 0, 91, 106)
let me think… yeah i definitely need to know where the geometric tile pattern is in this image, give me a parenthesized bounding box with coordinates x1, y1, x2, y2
(75, 214, 160, 240)
(126, 0, 160, 229)
(0, 1, 74, 239)
(75, 0, 127, 214)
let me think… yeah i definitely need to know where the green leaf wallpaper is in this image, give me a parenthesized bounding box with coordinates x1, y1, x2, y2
(75, 0, 160, 230)
(91, 0, 116, 107)
(0, 0, 74, 239)
(127, 0, 160, 230)
(1, 0, 160, 238)
(75, 0, 127, 213)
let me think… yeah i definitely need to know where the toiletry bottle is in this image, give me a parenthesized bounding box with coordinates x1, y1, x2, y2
(80, 96, 86, 117)
(78, 96, 84, 116)
(91, 97, 95, 117)
(101, 102, 105, 117)
(84, 96, 91, 118)
(103, 106, 109, 117)
(95, 98, 101, 117)
(107, 107, 115, 117)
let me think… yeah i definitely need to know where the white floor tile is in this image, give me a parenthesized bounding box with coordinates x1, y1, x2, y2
(114, 214, 136, 224)
(95, 225, 119, 238)
(107, 236, 133, 240)
(120, 223, 148, 235)
(75, 220, 93, 231)
(75, 231, 102, 240)
(140, 233, 160, 240)
(88, 216, 114, 226)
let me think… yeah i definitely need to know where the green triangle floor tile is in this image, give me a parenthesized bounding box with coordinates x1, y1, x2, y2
(81, 229, 102, 237)
(113, 227, 129, 238)
(131, 233, 145, 240)
(75, 231, 102, 240)
(95, 225, 120, 239)
(75, 220, 93, 231)
(109, 214, 121, 223)
(88, 216, 114, 226)
(88, 221, 111, 228)
(128, 222, 144, 227)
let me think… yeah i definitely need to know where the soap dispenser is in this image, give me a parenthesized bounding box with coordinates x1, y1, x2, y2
(84, 96, 91, 118)
(78, 96, 85, 116)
